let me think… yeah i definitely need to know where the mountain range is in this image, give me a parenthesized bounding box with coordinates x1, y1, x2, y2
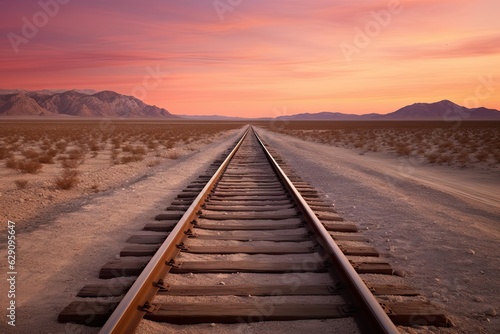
(1, 90, 499, 120)
(277, 100, 500, 120)
(0, 90, 176, 118)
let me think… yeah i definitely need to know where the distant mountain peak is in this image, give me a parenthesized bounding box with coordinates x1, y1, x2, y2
(386, 100, 499, 120)
(92, 90, 122, 101)
(0, 89, 177, 118)
(275, 100, 500, 121)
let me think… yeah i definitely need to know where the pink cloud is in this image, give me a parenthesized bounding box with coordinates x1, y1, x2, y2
(384, 34, 500, 59)
(1, 0, 499, 116)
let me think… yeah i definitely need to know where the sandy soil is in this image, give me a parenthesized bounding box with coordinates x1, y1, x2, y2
(256, 127, 499, 334)
(0, 128, 244, 334)
(0, 128, 236, 233)
(272, 123, 500, 174)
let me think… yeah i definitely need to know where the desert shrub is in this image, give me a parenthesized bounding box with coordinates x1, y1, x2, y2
(395, 144, 412, 156)
(0, 146, 8, 160)
(318, 136, 329, 144)
(120, 154, 144, 164)
(354, 140, 365, 148)
(121, 144, 133, 152)
(475, 151, 489, 162)
(17, 158, 43, 174)
(123, 145, 146, 155)
(110, 148, 120, 164)
(67, 148, 84, 160)
(456, 152, 469, 166)
(22, 149, 39, 159)
(165, 140, 174, 149)
(61, 159, 79, 169)
(89, 141, 100, 152)
(493, 152, 500, 164)
(426, 152, 440, 163)
(5, 157, 18, 169)
(54, 169, 79, 190)
(437, 146, 448, 153)
(38, 154, 54, 164)
(147, 141, 158, 150)
(47, 148, 58, 157)
(437, 154, 453, 164)
(166, 150, 180, 160)
(147, 158, 161, 167)
(40, 143, 51, 151)
(14, 179, 28, 189)
(111, 138, 122, 149)
(416, 147, 426, 155)
(7, 143, 21, 152)
(55, 140, 67, 151)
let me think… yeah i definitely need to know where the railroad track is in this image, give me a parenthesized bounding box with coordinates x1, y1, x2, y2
(59, 126, 450, 333)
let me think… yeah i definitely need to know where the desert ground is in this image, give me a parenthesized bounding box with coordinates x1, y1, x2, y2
(256, 124, 499, 334)
(0, 120, 499, 333)
(0, 120, 246, 333)
(0, 120, 243, 231)
(264, 121, 500, 173)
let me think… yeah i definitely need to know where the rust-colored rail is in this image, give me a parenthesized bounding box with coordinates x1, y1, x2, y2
(98, 127, 250, 333)
(253, 130, 399, 333)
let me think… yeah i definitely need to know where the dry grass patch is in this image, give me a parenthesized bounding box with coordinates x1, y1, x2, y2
(61, 158, 80, 169)
(0, 146, 8, 160)
(54, 169, 79, 190)
(14, 179, 28, 189)
(38, 154, 54, 164)
(395, 143, 412, 156)
(7, 158, 43, 174)
(0, 119, 244, 222)
(475, 151, 489, 162)
(166, 150, 180, 160)
(146, 158, 161, 167)
(122, 144, 146, 155)
(5, 157, 18, 169)
(67, 148, 85, 161)
(19, 159, 43, 174)
(264, 121, 500, 170)
(120, 154, 144, 164)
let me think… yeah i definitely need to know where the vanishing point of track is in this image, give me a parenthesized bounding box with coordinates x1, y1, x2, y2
(59, 126, 450, 333)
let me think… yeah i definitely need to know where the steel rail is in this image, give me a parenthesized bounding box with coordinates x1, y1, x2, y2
(252, 127, 400, 334)
(99, 127, 250, 334)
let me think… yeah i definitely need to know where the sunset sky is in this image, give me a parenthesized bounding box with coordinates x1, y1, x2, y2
(1, 0, 499, 117)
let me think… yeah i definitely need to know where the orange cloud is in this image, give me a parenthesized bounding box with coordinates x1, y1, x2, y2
(0, 0, 498, 117)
